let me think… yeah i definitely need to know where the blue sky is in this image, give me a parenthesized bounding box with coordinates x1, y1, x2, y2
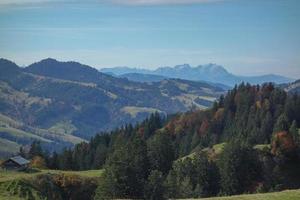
(0, 0, 299, 78)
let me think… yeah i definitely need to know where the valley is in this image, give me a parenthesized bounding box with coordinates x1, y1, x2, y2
(1, 1, 299, 199)
(0, 58, 224, 156)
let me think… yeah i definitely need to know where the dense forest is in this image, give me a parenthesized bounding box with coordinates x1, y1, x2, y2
(21, 83, 300, 199)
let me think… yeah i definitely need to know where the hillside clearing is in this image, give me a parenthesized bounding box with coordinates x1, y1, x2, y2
(121, 106, 164, 118)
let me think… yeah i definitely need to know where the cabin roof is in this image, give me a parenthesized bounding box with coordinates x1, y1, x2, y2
(9, 156, 30, 165)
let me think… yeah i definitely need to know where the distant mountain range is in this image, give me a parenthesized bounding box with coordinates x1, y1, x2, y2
(0, 58, 225, 156)
(100, 64, 293, 86)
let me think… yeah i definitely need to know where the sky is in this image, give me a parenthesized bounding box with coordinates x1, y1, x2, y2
(0, 0, 299, 78)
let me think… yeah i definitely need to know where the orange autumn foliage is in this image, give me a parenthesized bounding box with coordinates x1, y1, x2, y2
(165, 110, 205, 135)
(53, 174, 83, 188)
(214, 108, 224, 120)
(255, 101, 262, 109)
(271, 131, 296, 155)
(137, 127, 145, 136)
(198, 119, 209, 135)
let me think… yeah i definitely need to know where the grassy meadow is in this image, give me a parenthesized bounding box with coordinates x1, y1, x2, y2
(188, 189, 300, 200)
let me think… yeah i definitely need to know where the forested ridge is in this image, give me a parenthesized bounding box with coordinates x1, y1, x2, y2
(22, 82, 300, 199)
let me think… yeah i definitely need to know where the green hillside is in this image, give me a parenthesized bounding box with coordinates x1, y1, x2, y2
(0, 127, 51, 142)
(52, 83, 298, 199)
(0, 138, 20, 156)
(0, 112, 85, 157)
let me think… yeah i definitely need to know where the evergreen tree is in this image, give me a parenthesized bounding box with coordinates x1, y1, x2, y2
(127, 136, 150, 197)
(29, 141, 44, 158)
(144, 170, 166, 200)
(289, 120, 299, 145)
(59, 148, 73, 170)
(260, 112, 273, 143)
(147, 133, 175, 174)
(218, 142, 261, 195)
(193, 152, 220, 197)
(92, 144, 108, 169)
(95, 136, 149, 199)
(165, 169, 179, 198)
(179, 177, 194, 198)
(48, 151, 59, 169)
(274, 114, 289, 133)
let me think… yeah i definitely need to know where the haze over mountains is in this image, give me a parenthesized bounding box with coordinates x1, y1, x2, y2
(101, 64, 293, 86)
(0, 58, 225, 156)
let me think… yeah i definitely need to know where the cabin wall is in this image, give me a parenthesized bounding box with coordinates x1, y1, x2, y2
(1, 160, 27, 171)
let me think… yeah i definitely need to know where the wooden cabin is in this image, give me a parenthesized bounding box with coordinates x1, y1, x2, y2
(0, 156, 30, 171)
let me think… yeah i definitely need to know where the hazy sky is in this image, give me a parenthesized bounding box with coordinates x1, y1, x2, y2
(0, 0, 299, 78)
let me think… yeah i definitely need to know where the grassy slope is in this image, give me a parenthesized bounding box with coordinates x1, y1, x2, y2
(0, 113, 85, 144)
(184, 189, 300, 200)
(0, 113, 23, 127)
(0, 127, 51, 142)
(0, 169, 103, 183)
(179, 143, 226, 161)
(0, 138, 20, 155)
(121, 106, 163, 118)
(49, 120, 77, 135)
(0, 113, 86, 157)
(180, 142, 273, 162)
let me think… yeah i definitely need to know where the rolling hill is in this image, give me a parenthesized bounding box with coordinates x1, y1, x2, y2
(0, 58, 225, 156)
(119, 73, 167, 82)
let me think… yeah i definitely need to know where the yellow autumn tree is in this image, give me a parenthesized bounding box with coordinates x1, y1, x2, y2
(30, 156, 47, 169)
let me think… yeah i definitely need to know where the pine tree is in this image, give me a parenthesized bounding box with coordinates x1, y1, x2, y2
(218, 141, 260, 195)
(147, 133, 175, 174)
(193, 152, 220, 197)
(29, 141, 44, 158)
(144, 170, 166, 200)
(93, 144, 108, 169)
(289, 120, 299, 145)
(165, 169, 179, 198)
(260, 112, 273, 143)
(94, 136, 149, 199)
(48, 151, 59, 169)
(274, 114, 289, 133)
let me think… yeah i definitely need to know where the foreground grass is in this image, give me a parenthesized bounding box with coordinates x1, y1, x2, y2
(183, 189, 300, 200)
(0, 169, 103, 183)
(0, 169, 103, 200)
(1, 169, 299, 200)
